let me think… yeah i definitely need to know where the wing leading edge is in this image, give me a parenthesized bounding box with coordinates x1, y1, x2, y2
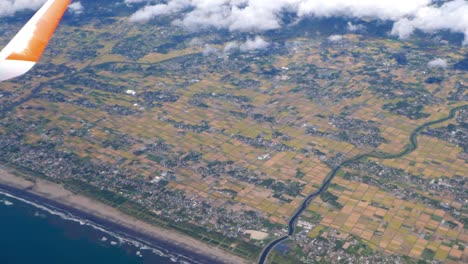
(0, 0, 71, 82)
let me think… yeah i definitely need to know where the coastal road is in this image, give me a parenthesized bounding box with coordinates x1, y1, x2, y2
(258, 104, 467, 264)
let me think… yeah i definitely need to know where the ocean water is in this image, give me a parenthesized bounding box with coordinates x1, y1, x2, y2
(0, 188, 202, 264)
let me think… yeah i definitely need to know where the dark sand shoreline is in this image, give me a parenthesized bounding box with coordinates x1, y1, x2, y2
(0, 165, 248, 264)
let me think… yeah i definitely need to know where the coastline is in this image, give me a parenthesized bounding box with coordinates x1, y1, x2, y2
(0, 164, 248, 264)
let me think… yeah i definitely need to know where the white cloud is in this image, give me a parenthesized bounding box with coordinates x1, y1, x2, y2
(328, 35, 343, 42)
(69, 2, 84, 15)
(427, 58, 448, 68)
(128, 0, 468, 45)
(347, 22, 364, 32)
(240, 36, 270, 51)
(125, 0, 157, 3)
(202, 44, 219, 56)
(0, 0, 85, 17)
(225, 1, 285, 32)
(129, 0, 191, 23)
(0, 0, 46, 17)
(390, 0, 468, 44)
(297, 0, 431, 20)
(220, 36, 269, 57)
(223, 41, 240, 56)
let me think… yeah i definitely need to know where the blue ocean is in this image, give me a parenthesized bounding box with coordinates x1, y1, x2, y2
(0, 188, 204, 264)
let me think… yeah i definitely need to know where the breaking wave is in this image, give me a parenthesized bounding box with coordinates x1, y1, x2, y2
(0, 189, 202, 264)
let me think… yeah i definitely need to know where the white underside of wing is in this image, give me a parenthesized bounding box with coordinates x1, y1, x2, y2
(0, 60, 36, 82)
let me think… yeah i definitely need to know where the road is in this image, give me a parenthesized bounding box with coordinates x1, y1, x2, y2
(1, 55, 466, 264)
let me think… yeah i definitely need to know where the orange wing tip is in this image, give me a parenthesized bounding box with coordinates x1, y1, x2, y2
(0, 0, 71, 63)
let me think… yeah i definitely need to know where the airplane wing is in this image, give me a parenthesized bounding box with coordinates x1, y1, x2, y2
(0, 0, 71, 82)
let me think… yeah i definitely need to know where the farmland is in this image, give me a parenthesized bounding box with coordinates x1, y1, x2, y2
(0, 7, 467, 264)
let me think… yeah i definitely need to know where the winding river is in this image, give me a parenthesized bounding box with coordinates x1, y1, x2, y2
(0, 55, 466, 264)
(258, 104, 467, 264)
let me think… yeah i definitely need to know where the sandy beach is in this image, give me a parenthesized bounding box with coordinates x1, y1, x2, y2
(0, 164, 249, 264)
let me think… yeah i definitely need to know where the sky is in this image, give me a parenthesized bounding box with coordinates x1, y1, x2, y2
(1, 0, 467, 45)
